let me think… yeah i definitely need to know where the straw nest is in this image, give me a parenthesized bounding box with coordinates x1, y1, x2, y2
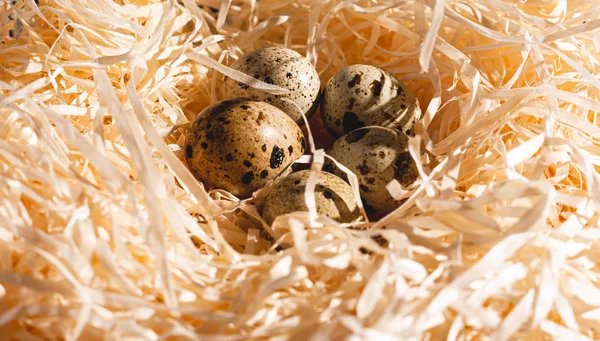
(2, 0, 600, 339)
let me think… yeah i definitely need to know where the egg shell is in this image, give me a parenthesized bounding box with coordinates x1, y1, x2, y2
(185, 98, 306, 198)
(221, 47, 321, 123)
(325, 126, 418, 217)
(262, 170, 361, 225)
(321, 64, 422, 137)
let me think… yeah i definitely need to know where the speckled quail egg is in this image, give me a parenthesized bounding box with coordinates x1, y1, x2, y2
(321, 64, 421, 137)
(262, 170, 361, 225)
(185, 98, 306, 198)
(221, 47, 321, 123)
(325, 126, 418, 217)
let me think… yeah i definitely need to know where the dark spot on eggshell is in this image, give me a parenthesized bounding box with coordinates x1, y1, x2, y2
(217, 116, 232, 124)
(243, 160, 252, 167)
(294, 179, 301, 185)
(345, 129, 369, 143)
(379, 151, 386, 159)
(335, 119, 341, 126)
(270, 146, 285, 169)
(348, 74, 361, 88)
(241, 172, 254, 185)
(342, 112, 364, 133)
(288, 146, 293, 155)
(400, 103, 407, 110)
(323, 190, 333, 199)
(366, 177, 376, 184)
(359, 247, 371, 255)
(358, 161, 370, 175)
(206, 132, 214, 140)
(239, 82, 249, 89)
(262, 144, 267, 152)
(241, 105, 249, 110)
(370, 80, 383, 97)
(286, 73, 293, 79)
(256, 111, 266, 125)
(185, 145, 193, 158)
(201, 142, 208, 149)
(260, 170, 269, 179)
(300, 137, 306, 151)
(396, 86, 404, 95)
(347, 98, 356, 110)
(225, 153, 233, 161)
(360, 184, 370, 192)
(394, 151, 417, 187)
(264, 77, 274, 85)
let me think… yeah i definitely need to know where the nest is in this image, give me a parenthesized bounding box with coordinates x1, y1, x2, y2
(2, 0, 600, 339)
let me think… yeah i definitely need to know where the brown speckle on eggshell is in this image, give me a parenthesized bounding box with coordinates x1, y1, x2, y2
(185, 98, 305, 198)
(326, 126, 418, 218)
(221, 47, 321, 124)
(261, 170, 361, 225)
(321, 64, 422, 137)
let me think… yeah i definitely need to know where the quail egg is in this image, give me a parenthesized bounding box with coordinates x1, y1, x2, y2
(262, 170, 361, 225)
(321, 64, 421, 137)
(325, 126, 418, 217)
(185, 98, 306, 198)
(222, 47, 321, 123)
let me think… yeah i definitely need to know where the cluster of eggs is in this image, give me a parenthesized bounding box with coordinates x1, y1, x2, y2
(185, 47, 422, 223)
